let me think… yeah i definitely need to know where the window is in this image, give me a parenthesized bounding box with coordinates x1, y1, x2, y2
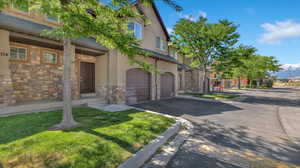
(128, 22, 143, 40)
(12, 1, 29, 13)
(43, 51, 58, 64)
(171, 50, 178, 59)
(10, 46, 27, 61)
(156, 36, 166, 50)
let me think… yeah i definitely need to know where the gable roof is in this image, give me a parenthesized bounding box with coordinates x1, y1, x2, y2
(133, 1, 170, 41)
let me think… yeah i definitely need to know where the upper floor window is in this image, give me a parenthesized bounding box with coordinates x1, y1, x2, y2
(10, 46, 28, 61)
(12, 2, 29, 13)
(171, 50, 178, 59)
(128, 22, 143, 40)
(43, 51, 58, 64)
(156, 36, 166, 51)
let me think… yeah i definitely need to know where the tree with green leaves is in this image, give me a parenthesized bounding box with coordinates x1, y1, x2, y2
(243, 55, 281, 88)
(0, 0, 181, 129)
(213, 45, 257, 89)
(172, 17, 240, 93)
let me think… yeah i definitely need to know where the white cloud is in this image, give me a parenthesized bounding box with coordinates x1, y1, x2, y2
(199, 10, 207, 18)
(281, 63, 300, 69)
(178, 10, 207, 21)
(167, 28, 174, 34)
(259, 20, 300, 44)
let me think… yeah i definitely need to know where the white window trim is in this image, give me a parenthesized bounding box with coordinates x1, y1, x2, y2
(129, 22, 143, 40)
(156, 36, 166, 51)
(43, 51, 58, 64)
(171, 51, 178, 59)
(10, 46, 28, 61)
(135, 22, 143, 40)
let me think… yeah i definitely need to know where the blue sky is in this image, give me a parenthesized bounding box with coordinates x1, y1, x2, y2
(155, 0, 300, 65)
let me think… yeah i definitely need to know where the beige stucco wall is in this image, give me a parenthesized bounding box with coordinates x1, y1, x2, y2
(157, 59, 178, 98)
(138, 5, 169, 56)
(0, 30, 10, 75)
(95, 53, 108, 100)
(105, 4, 178, 103)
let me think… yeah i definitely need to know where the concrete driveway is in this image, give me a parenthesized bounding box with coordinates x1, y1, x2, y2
(134, 88, 300, 168)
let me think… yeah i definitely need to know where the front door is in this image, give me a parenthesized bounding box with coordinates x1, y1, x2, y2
(80, 62, 95, 94)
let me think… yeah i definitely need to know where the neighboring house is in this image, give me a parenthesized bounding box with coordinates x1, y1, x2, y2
(210, 73, 249, 90)
(0, 2, 179, 107)
(231, 78, 248, 88)
(176, 54, 208, 93)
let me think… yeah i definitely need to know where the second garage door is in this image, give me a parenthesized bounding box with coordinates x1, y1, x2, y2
(126, 68, 151, 104)
(161, 72, 175, 99)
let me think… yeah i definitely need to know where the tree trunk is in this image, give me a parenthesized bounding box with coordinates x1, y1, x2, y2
(202, 66, 208, 94)
(238, 77, 241, 89)
(50, 38, 79, 130)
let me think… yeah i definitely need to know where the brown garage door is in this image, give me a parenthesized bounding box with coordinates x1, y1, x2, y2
(161, 72, 175, 99)
(80, 62, 95, 94)
(126, 68, 151, 104)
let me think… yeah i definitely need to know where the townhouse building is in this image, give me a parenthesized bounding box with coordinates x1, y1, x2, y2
(177, 54, 209, 93)
(0, 2, 179, 107)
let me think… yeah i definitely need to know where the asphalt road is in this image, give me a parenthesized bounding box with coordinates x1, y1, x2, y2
(134, 88, 300, 168)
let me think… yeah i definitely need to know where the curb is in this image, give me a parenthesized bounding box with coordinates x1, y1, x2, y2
(0, 98, 103, 117)
(176, 95, 247, 103)
(143, 118, 193, 168)
(118, 121, 181, 168)
(117, 107, 193, 168)
(176, 95, 219, 103)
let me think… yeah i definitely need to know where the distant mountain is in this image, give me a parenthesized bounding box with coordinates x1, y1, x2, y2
(274, 63, 300, 79)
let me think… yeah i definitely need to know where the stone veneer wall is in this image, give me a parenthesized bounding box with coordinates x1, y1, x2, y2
(107, 85, 125, 104)
(0, 75, 16, 105)
(9, 43, 80, 104)
(10, 62, 64, 102)
(95, 85, 125, 104)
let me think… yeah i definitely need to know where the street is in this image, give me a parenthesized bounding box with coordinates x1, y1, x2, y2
(134, 88, 300, 167)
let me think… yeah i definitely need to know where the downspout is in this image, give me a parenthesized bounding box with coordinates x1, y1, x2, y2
(155, 58, 158, 100)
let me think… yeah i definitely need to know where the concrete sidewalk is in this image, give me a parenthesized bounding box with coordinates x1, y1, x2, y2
(278, 106, 300, 143)
(0, 98, 105, 117)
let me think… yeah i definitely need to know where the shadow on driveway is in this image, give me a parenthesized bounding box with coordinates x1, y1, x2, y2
(167, 121, 300, 167)
(194, 121, 300, 166)
(133, 98, 242, 119)
(234, 96, 300, 107)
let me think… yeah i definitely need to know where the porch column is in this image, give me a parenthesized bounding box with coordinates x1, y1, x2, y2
(0, 29, 15, 106)
(180, 70, 186, 92)
(106, 49, 125, 104)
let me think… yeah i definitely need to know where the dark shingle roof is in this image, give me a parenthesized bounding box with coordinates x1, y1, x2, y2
(137, 47, 179, 64)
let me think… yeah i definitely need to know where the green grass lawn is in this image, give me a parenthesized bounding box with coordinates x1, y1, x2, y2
(186, 92, 240, 100)
(0, 107, 175, 168)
